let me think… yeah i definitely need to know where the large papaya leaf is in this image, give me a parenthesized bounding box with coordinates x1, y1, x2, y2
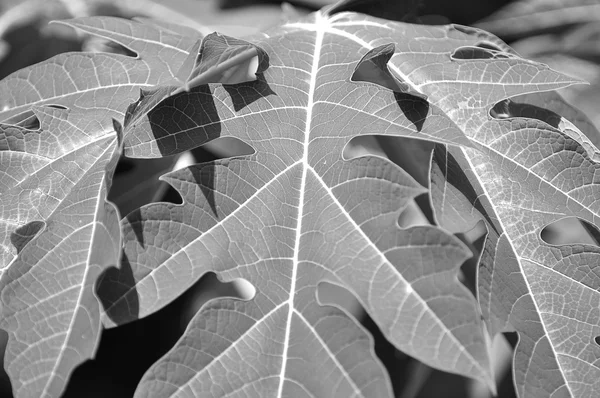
(83, 4, 588, 397)
(0, 4, 594, 398)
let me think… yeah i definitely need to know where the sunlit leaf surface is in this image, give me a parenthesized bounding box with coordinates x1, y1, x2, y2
(1, 5, 598, 398)
(0, 107, 121, 397)
(0, 17, 200, 398)
(98, 7, 583, 398)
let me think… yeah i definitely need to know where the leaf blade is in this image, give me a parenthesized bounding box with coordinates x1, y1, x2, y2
(0, 107, 121, 398)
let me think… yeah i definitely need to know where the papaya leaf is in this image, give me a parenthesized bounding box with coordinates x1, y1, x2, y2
(0, 107, 121, 398)
(96, 9, 579, 398)
(0, 16, 202, 398)
(0, 5, 595, 398)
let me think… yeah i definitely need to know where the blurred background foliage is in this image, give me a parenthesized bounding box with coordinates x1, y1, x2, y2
(0, 0, 599, 397)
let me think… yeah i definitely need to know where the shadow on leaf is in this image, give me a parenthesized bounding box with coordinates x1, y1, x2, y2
(490, 98, 563, 129)
(96, 253, 140, 325)
(223, 73, 276, 112)
(433, 145, 500, 236)
(10, 221, 44, 254)
(394, 92, 429, 132)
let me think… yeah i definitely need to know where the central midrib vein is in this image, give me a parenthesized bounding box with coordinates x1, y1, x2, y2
(276, 11, 325, 397)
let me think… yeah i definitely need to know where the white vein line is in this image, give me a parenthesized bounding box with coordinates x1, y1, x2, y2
(2, 149, 53, 162)
(104, 160, 302, 314)
(276, 11, 325, 398)
(20, 372, 54, 388)
(12, 134, 114, 189)
(39, 141, 112, 397)
(460, 146, 572, 396)
(308, 165, 490, 378)
(476, 138, 599, 220)
(286, 380, 317, 398)
(527, 258, 600, 296)
(9, 216, 95, 286)
(171, 301, 287, 398)
(294, 309, 363, 397)
(66, 25, 190, 54)
(557, 352, 600, 369)
(440, 147, 450, 229)
(330, 21, 392, 29)
(2, 83, 156, 114)
(418, 80, 569, 88)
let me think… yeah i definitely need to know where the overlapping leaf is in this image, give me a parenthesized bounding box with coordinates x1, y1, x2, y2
(0, 17, 202, 398)
(87, 6, 590, 397)
(0, 16, 201, 269)
(0, 106, 121, 397)
(426, 29, 600, 398)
